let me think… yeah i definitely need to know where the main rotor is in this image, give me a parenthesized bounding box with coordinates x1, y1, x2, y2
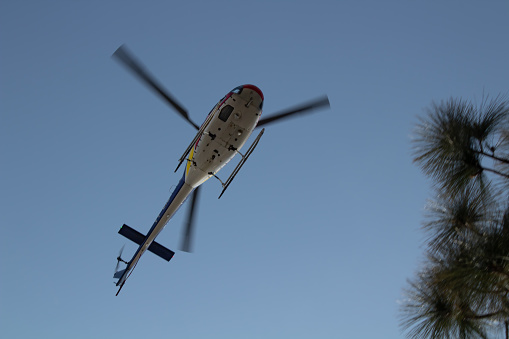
(112, 44, 331, 253)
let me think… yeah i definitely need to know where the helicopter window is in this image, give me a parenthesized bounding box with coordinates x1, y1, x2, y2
(232, 86, 243, 94)
(218, 105, 234, 122)
(219, 93, 232, 107)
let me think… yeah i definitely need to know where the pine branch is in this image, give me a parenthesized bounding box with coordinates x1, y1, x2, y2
(470, 309, 506, 320)
(476, 150, 509, 165)
(482, 167, 509, 180)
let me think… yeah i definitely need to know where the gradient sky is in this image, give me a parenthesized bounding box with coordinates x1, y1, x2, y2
(1, 1, 508, 338)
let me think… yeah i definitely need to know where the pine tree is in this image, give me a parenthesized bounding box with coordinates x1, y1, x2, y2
(400, 95, 509, 338)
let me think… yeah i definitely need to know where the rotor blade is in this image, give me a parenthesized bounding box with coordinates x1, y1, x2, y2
(118, 244, 125, 257)
(112, 45, 199, 130)
(181, 186, 201, 252)
(114, 245, 125, 274)
(256, 96, 330, 128)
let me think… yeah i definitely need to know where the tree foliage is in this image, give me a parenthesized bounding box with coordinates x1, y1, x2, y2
(413, 96, 509, 194)
(400, 95, 509, 338)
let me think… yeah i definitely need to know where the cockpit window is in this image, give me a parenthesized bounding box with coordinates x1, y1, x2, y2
(232, 86, 243, 94)
(218, 105, 234, 122)
(218, 93, 232, 107)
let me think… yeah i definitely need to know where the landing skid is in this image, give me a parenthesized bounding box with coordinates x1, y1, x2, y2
(174, 111, 216, 172)
(210, 128, 265, 199)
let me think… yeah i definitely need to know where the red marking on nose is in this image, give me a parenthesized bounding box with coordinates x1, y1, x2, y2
(243, 84, 264, 101)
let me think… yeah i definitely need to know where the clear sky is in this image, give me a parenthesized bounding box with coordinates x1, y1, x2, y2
(1, 1, 508, 338)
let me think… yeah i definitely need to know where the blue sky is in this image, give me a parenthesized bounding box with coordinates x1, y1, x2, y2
(1, 1, 508, 338)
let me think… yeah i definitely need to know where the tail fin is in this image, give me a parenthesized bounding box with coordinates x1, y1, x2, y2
(113, 269, 126, 279)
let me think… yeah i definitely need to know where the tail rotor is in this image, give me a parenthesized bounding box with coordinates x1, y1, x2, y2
(114, 245, 128, 279)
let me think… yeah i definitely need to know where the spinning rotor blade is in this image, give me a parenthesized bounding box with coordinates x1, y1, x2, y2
(256, 96, 330, 128)
(112, 45, 199, 130)
(114, 245, 125, 273)
(181, 186, 201, 252)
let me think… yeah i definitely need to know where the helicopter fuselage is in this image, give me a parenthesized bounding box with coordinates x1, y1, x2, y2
(185, 84, 264, 187)
(115, 85, 264, 292)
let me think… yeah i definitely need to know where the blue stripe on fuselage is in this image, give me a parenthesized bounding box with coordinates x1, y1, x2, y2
(146, 171, 187, 236)
(116, 172, 188, 287)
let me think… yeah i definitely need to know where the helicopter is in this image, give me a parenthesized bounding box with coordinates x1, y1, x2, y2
(112, 45, 330, 295)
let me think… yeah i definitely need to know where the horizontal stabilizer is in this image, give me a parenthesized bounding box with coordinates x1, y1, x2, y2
(118, 224, 175, 261)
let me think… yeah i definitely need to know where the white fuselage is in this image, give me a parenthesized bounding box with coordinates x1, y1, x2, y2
(185, 86, 264, 187)
(116, 85, 263, 288)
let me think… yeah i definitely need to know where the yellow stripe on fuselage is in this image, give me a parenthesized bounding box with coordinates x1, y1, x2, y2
(185, 145, 195, 178)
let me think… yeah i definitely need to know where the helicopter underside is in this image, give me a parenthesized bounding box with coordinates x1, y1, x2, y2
(184, 89, 263, 188)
